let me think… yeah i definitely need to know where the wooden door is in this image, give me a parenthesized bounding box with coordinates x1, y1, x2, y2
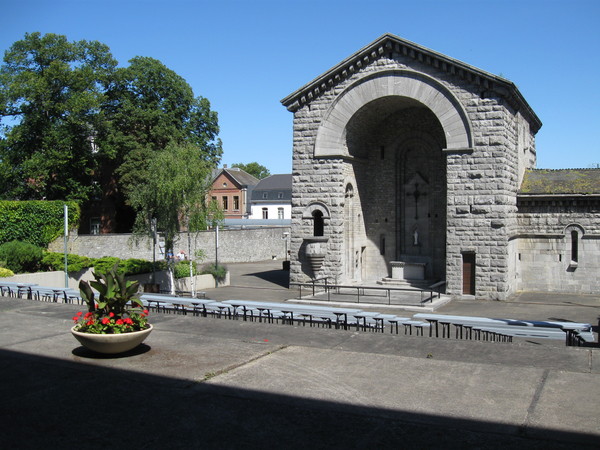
(462, 253, 476, 295)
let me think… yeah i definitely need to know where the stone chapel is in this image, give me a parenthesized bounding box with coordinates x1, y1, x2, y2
(281, 34, 600, 300)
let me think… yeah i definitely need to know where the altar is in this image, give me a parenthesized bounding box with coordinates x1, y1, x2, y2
(391, 261, 426, 280)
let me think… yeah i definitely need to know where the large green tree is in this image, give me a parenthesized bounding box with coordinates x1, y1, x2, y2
(96, 56, 222, 231)
(0, 32, 116, 201)
(0, 32, 222, 234)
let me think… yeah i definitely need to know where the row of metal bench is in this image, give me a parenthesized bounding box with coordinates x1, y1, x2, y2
(3, 284, 592, 346)
(413, 313, 595, 346)
(0, 281, 83, 304)
(139, 295, 435, 335)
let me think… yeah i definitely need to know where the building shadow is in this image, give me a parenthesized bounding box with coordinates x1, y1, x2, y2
(243, 269, 289, 289)
(0, 348, 597, 449)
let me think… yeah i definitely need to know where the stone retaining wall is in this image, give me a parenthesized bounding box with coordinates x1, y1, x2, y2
(49, 227, 291, 264)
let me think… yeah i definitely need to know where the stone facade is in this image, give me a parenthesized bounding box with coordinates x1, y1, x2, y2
(282, 34, 544, 300)
(515, 171, 600, 294)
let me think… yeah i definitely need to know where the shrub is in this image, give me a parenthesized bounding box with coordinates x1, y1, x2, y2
(0, 241, 44, 273)
(120, 258, 155, 276)
(93, 257, 121, 275)
(42, 252, 94, 273)
(173, 260, 198, 279)
(0, 267, 15, 277)
(200, 263, 228, 282)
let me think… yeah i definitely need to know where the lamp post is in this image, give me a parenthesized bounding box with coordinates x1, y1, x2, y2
(214, 224, 219, 288)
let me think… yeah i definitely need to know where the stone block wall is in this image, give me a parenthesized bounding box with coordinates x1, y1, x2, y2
(516, 200, 600, 293)
(50, 227, 291, 264)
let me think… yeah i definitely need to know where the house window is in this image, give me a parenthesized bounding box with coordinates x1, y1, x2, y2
(222, 196, 228, 210)
(278, 192, 284, 199)
(233, 196, 239, 210)
(211, 196, 217, 204)
(90, 218, 100, 235)
(262, 192, 268, 199)
(262, 208, 268, 219)
(278, 207, 284, 220)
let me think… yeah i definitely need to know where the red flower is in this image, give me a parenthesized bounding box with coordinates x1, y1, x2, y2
(109, 312, 115, 318)
(76, 311, 83, 316)
(84, 312, 93, 319)
(124, 318, 133, 325)
(115, 319, 124, 325)
(101, 317, 110, 325)
(143, 310, 149, 315)
(72, 316, 79, 322)
(86, 320, 94, 326)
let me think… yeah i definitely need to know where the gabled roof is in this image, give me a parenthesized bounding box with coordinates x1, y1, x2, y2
(211, 167, 259, 188)
(253, 174, 292, 191)
(251, 174, 292, 201)
(281, 33, 541, 133)
(519, 169, 600, 196)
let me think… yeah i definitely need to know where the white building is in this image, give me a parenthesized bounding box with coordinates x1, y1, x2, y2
(250, 174, 292, 220)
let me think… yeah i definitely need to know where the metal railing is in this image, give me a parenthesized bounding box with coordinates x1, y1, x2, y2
(291, 280, 446, 306)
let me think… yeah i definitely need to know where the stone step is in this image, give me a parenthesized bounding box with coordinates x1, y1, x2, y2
(377, 278, 436, 289)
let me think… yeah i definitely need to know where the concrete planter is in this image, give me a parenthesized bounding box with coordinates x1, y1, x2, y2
(71, 324, 153, 354)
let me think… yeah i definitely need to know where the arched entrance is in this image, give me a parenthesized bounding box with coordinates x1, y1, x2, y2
(314, 71, 468, 284)
(343, 97, 447, 282)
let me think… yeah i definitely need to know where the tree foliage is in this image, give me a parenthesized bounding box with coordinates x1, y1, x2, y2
(231, 162, 270, 179)
(0, 200, 80, 247)
(128, 142, 217, 292)
(0, 32, 222, 234)
(0, 32, 117, 201)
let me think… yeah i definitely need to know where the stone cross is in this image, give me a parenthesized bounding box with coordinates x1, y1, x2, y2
(406, 183, 427, 219)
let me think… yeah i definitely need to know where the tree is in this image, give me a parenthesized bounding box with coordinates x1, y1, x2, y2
(98, 56, 222, 231)
(0, 32, 117, 201)
(0, 33, 223, 236)
(231, 162, 270, 179)
(127, 142, 217, 293)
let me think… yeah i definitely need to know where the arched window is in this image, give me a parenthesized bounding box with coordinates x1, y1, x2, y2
(571, 230, 578, 264)
(565, 224, 584, 268)
(313, 210, 324, 237)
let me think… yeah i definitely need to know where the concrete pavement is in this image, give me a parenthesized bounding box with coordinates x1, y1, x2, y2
(1, 261, 599, 448)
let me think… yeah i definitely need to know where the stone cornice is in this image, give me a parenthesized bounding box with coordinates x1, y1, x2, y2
(281, 33, 542, 133)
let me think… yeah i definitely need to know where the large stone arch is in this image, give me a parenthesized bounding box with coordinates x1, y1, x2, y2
(314, 70, 473, 157)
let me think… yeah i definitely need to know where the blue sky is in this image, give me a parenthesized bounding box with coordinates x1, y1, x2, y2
(2, 0, 599, 174)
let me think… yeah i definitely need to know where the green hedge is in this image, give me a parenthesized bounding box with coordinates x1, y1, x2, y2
(0, 201, 80, 248)
(42, 252, 156, 276)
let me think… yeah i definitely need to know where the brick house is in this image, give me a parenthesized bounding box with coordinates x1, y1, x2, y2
(209, 167, 259, 219)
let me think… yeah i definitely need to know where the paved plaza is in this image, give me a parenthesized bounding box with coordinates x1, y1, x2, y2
(0, 260, 598, 448)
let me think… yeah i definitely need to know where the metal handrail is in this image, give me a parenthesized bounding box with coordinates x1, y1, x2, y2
(291, 281, 446, 306)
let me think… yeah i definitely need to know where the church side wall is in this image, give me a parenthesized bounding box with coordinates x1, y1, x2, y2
(516, 201, 600, 293)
